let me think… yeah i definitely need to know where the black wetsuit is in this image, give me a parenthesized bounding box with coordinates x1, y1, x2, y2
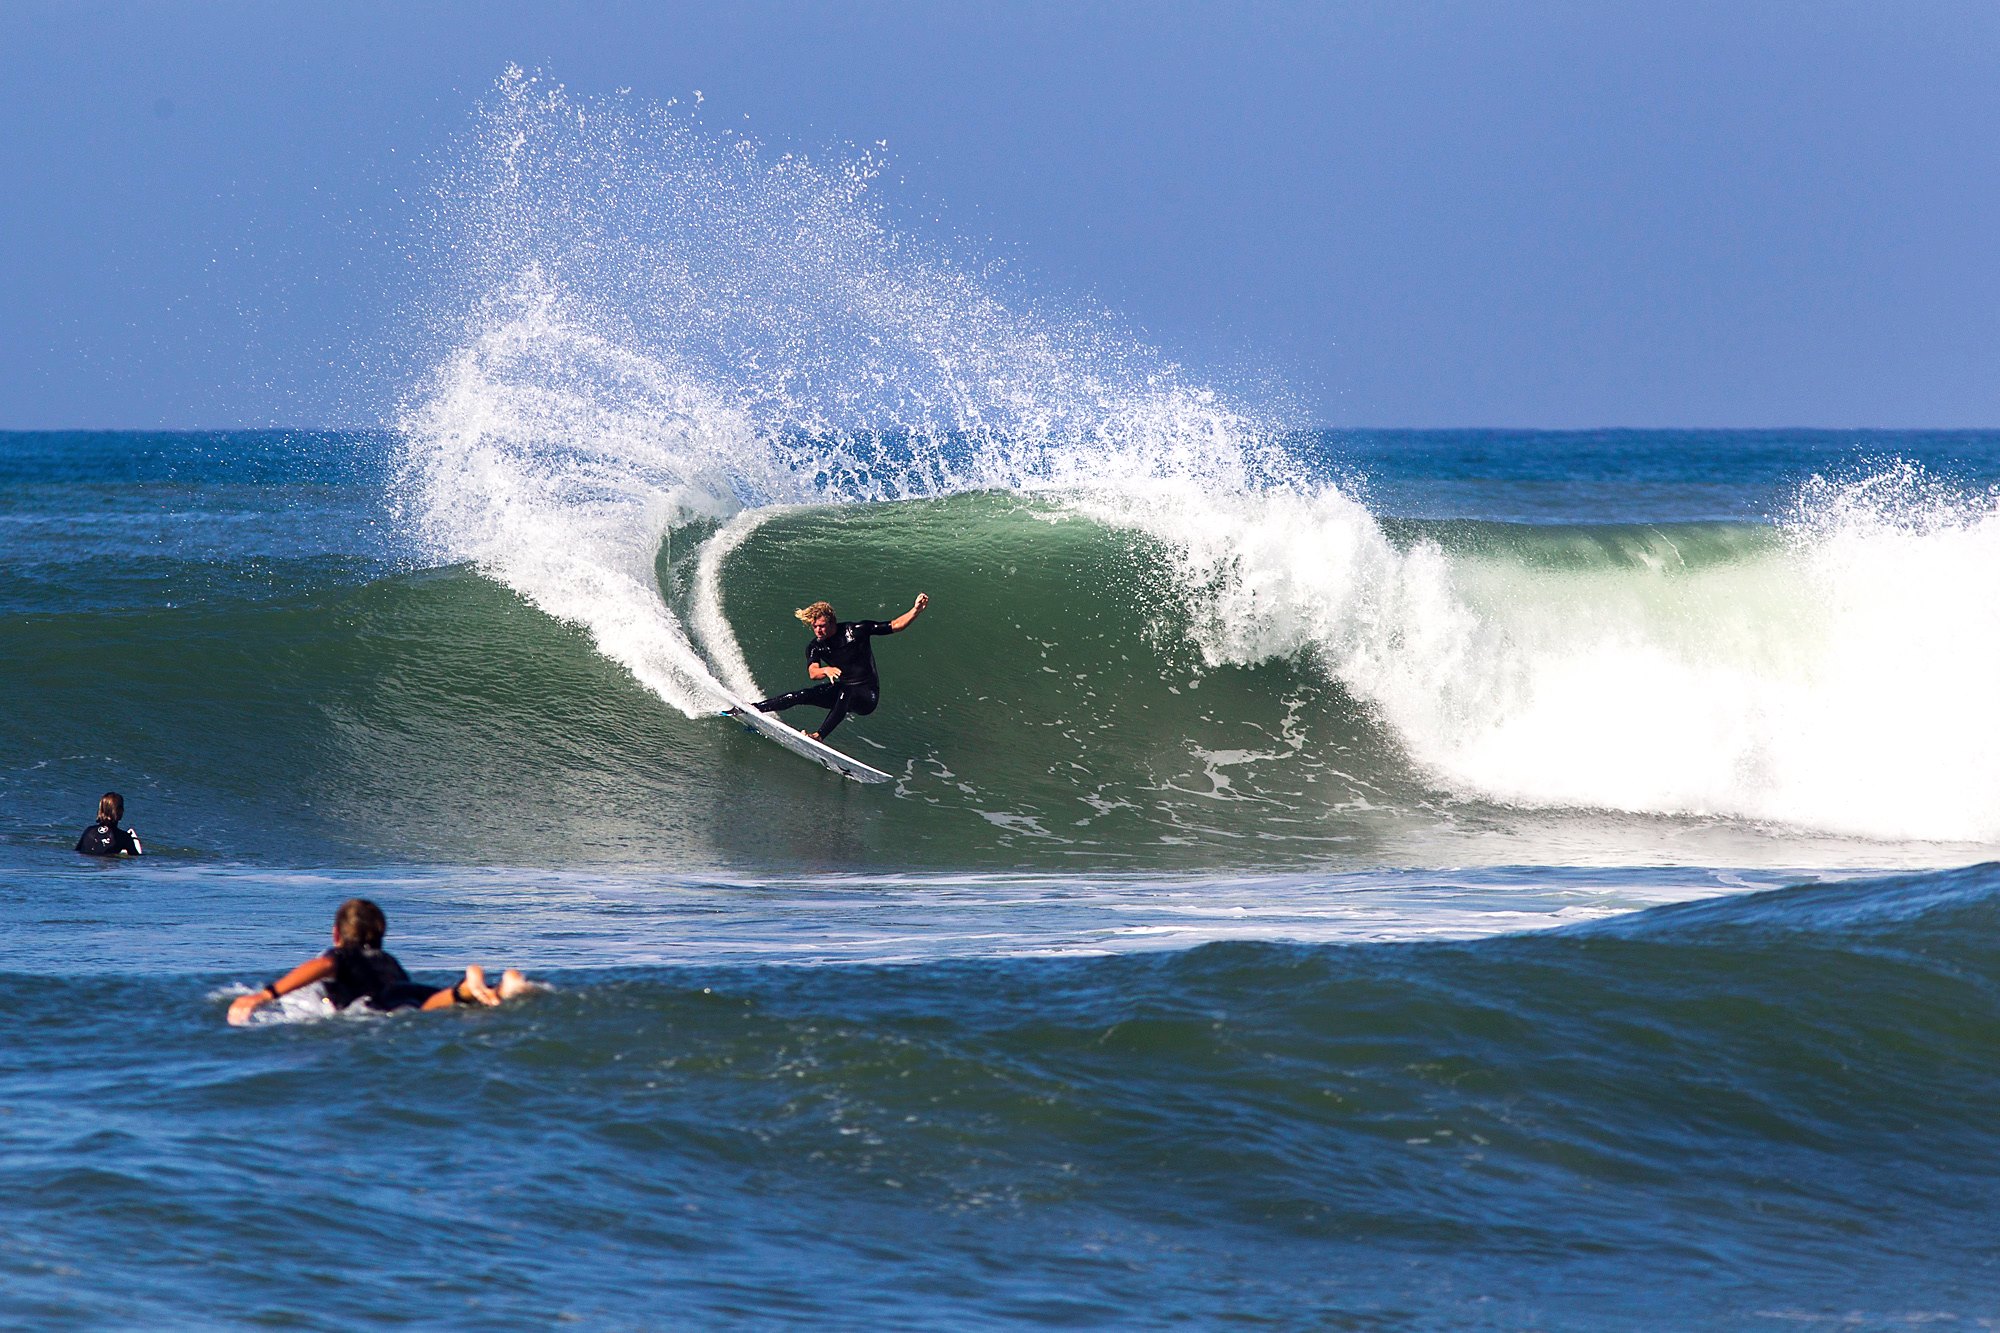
(756, 619, 893, 738)
(75, 821, 142, 857)
(318, 944, 444, 1012)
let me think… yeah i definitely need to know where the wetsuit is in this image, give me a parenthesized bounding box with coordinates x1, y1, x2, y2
(316, 944, 446, 1012)
(756, 619, 893, 739)
(75, 821, 142, 857)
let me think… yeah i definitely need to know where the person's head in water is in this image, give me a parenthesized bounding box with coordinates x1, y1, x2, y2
(97, 792, 124, 823)
(795, 600, 837, 641)
(334, 898, 388, 950)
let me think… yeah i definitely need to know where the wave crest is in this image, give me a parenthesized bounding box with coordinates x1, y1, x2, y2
(395, 71, 2000, 846)
(396, 68, 1289, 715)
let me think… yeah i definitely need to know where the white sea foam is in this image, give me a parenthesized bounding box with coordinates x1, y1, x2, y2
(690, 505, 792, 700)
(214, 981, 338, 1024)
(1113, 467, 2000, 842)
(398, 70, 2000, 845)
(398, 278, 762, 709)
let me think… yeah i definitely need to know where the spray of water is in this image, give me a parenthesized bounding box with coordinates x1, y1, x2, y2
(398, 69, 2000, 844)
(396, 67, 1290, 712)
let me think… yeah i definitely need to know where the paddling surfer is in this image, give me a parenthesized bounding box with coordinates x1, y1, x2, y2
(227, 898, 536, 1025)
(753, 594, 929, 741)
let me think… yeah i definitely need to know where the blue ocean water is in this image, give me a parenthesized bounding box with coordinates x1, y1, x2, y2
(10, 70, 2000, 1327)
(7, 425, 2000, 1328)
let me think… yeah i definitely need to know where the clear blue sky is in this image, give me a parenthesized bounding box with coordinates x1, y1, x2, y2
(2, 1, 1996, 429)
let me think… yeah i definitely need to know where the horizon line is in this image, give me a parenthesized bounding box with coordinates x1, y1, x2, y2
(5, 423, 2000, 436)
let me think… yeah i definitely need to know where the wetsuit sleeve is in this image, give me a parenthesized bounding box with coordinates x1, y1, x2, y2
(855, 620, 896, 636)
(117, 827, 143, 856)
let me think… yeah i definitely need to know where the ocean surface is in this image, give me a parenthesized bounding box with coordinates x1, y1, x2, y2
(8, 426, 2000, 1328)
(10, 74, 2000, 1328)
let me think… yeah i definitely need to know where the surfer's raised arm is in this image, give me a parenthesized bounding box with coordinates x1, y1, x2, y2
(888, 592, 929, 632)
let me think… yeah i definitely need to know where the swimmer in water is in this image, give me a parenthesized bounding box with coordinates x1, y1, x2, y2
(75, 792, 143, 857)
(227, 898, 535, 1025)
(751, 593, 929, 741)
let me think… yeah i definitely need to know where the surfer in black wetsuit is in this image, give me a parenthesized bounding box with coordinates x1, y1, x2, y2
(226, 898, 537, 1025)
(75, 792, 143, 857)
(753, 593, 929, 740)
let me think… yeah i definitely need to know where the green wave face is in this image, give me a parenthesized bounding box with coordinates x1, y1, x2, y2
(2, 568, 709, 864)
(697, 495, 1432, 867)
(3, 496, 1429, 870)
(5, 492, 1991, 871)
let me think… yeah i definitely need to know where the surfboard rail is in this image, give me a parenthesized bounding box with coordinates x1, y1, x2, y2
(716, 692, 893, 784)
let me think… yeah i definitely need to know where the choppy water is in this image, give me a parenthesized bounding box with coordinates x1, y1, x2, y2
(7, 68, 2000, 1328)
(8, 855, 2000, 1326)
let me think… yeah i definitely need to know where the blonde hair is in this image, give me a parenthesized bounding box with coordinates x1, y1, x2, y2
(794, 601, 836, 626)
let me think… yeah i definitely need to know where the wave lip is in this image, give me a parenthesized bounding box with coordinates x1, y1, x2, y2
(395, 69, 1286, 722)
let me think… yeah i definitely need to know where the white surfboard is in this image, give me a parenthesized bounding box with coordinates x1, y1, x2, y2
(716, 691, 893, 784)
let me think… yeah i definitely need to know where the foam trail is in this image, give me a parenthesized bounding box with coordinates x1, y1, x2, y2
(399, 278, 762, 711)
(692, 507, 791, 700)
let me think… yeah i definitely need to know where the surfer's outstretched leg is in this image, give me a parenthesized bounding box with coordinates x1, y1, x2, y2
(498, 968, 534, 1000)
(757, 683, 841, 714)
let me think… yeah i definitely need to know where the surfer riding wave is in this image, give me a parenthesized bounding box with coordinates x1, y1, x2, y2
(751, 594, 929, 740)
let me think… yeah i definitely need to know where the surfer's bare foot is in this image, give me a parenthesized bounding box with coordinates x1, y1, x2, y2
(457, 965, 502, 1007)
(498, 968, 534, 1000)
(806, 732, 822, 741)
